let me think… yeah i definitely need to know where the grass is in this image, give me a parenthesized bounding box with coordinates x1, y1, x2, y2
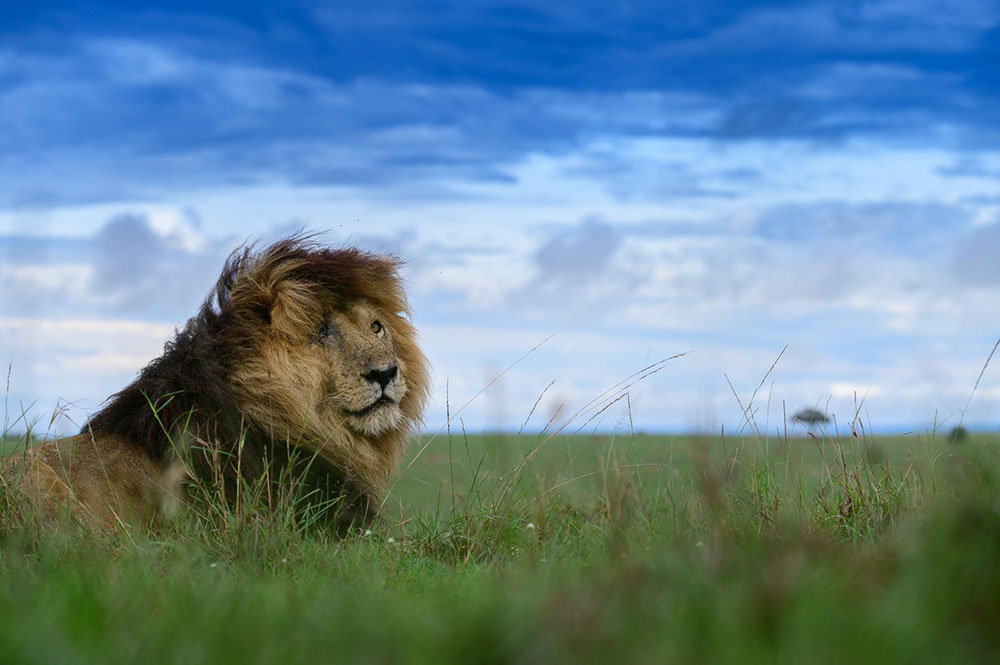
(2, 422, 1000, 664)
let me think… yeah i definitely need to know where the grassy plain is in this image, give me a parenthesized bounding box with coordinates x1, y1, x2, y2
(2, 425, 1000, 664)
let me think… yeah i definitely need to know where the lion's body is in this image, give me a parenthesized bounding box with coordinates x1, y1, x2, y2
(3, 434, 164, 525)
(1, 237, 429, 530)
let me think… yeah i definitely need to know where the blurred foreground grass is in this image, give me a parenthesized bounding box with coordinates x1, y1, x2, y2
(2, 428, 1000, 664)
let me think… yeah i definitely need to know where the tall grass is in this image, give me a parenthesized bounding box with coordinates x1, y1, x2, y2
(1, 358, 1000, 662)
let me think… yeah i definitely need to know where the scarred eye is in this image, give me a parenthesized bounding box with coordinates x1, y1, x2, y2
(318, 319, 335, 342)
(371, 320, 384, 336)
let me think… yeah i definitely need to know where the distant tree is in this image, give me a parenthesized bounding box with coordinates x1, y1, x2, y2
(947, 425, 968, 444)
(791, 407, 829, 429)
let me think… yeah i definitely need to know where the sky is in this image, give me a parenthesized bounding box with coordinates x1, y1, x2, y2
(2, 0, 1000, 438)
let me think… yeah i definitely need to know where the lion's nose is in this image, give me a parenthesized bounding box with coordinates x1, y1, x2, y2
(363, 365, 398, 390)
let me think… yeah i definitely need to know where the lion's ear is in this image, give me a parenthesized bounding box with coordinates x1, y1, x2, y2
(268, 280, 322, 339)
(230, 267, 320, 340)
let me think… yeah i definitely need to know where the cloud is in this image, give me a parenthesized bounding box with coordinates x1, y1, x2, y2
(0, 234, 94, 265)
(3, 0, 1000, 209)
(0, 316, 176, 431)
(668, 0, 998, 55)
(3, 201, 999, 435)
(937, 156, 1000, 180)
(93, 214, 171, 292)
(753, 201, 969, 253)
(562, 146, 739, 201)
(4, 42, 703, 206)
(492, 200, 991, 342)
(715, 98, 820, 140)
(514, 218, 626, 311)
(534, 218, 622, 279)
(0, 213, 226, 320)
(951, 220, 1000, 285)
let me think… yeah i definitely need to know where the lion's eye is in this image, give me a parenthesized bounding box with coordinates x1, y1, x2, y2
(371, 320, 384, 336)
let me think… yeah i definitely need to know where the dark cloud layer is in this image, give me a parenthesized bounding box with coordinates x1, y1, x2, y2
(1, 1, 998, 207)
(6, 1, 996, 89)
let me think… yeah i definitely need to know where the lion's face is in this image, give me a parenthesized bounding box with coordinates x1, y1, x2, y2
(317, 302, 410, 437)
(222, 242, 429, 495)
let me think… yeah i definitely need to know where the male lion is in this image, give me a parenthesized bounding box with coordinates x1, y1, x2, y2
(2, 236, 429, 531)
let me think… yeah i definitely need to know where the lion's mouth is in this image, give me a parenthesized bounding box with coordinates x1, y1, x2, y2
(347, 395, 396, 418)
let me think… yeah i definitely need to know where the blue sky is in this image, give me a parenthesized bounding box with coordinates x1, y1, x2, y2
(2, 1, 1000, 436)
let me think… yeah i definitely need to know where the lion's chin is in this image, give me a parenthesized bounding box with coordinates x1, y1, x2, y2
(346, 403, 405, 437)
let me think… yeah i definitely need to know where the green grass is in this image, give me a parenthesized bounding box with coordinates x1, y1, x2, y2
(2, 426, 1000, 664)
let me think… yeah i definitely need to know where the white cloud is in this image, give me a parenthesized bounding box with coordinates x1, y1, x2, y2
(146, 207, 207, 252)
(0, 264, 95, 294)
(0, 317, 175, 433)
(830, 382, 883, 399)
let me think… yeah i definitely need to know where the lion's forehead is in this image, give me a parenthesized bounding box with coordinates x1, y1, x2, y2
(323, 302, 380, 332)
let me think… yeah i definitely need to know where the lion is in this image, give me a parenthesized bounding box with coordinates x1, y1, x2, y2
(1, 236, 429, 532)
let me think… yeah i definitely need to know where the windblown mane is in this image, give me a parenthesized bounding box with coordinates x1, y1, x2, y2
(82, 237, 422, 522)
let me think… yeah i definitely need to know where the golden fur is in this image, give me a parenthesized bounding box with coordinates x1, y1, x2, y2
(1, 236, 429, 530)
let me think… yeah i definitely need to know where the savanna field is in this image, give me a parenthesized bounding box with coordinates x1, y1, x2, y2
(2, 418, 1000, 664)
(5, 0, 1000, 663)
